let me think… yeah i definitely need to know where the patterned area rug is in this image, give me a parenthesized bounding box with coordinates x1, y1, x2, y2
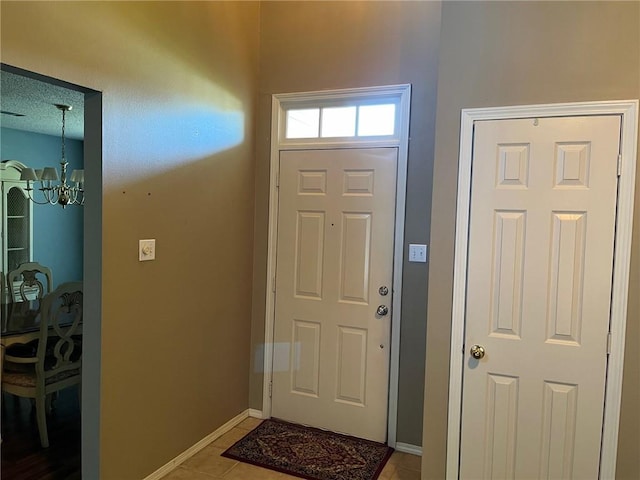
(222, 419, 393, 480)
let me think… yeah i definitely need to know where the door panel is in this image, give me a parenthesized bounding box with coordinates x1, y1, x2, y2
(339, 213, 372, 303)
(460, 116, 621, 479)
(272, 148, 397, 442)
(291, 320, 320, 396)
(294, 212, 324, 299)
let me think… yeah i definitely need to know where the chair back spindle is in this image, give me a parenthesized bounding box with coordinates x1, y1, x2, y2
(38, 283, 83, 375)
(6, 262, 53, 303)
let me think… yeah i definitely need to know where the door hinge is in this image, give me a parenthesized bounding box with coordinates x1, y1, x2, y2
(275, 171, 280, 188)
(617, 154, 622, 176)
(607, 332, 612, 355)
(269, 381, 273, 398)
(272, 276, 276, 293)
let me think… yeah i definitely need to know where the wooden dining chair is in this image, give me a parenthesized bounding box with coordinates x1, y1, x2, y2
(1, 281, 83, 448)
(6, 262, 53, 303)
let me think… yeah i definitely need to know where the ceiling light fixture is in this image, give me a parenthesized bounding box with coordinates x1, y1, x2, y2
(20, 104, 84, 208)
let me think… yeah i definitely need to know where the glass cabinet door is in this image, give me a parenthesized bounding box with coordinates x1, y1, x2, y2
(0, 161, 34, 304)
(6, 186, 31, 272)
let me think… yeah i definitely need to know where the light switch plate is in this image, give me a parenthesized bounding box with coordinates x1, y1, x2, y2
(408, 244, 427, 263)
(139, 239, 156, 261)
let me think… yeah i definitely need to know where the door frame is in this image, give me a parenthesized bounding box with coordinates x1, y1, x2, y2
(1, 63, 104, 478)
(446, 100, 638, 479)
(262, 84, 411, 447)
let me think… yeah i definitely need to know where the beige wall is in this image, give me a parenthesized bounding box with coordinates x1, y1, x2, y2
(251, 1, 441, 446)
(1, 2, 259, 478)
(3, 2, 637, 478)
(424, 2, 640, 478)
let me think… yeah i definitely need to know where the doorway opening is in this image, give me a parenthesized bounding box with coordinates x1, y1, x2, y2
(0, 63, 102, 480)
(262, 85, 411, 447)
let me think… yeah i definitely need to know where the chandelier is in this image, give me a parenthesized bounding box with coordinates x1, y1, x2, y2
(20, 104, 84, 208)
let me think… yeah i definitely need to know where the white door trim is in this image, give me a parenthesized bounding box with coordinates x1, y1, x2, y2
(263, 84, 411, 447)
(446, 100, 638, 479)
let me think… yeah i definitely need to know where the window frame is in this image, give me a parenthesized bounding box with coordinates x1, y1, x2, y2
(277, 87, 406, 148)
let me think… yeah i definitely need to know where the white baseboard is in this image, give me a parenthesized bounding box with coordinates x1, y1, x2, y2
(248, 408, 264, 419)
(143, 409, 250, 480)
(394, 442, 422, 456)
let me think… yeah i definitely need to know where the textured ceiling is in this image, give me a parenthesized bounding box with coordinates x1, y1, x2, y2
(0, 70, 84, 140)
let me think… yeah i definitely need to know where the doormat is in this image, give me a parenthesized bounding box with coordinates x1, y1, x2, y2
(221, 418, 394, 480)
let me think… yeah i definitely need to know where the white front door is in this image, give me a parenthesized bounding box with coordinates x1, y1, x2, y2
(460, 115, 621, 478)
(272, 148, 397, 442)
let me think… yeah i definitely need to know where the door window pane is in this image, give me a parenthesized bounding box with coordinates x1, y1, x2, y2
(358, 104, 396, 136)
(321, 106, 356, 138)
(286, 109, 320, 138)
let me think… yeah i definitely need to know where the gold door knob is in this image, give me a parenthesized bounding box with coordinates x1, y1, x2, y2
(470, 344, 485, 360)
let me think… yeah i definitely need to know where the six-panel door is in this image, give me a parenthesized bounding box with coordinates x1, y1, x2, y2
(272, 148, 397, 442)
(460, 116, 621, 478)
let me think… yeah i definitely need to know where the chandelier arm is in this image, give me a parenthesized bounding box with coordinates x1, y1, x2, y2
(24, 185, 58, 206)
(41, 185, 60, 205)
(41, 186, 60, 206)
(66, 186, 78, 205)
(71, 190, 85, 206)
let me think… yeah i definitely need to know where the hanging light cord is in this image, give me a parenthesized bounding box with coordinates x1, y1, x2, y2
(61, 106, 66, 166)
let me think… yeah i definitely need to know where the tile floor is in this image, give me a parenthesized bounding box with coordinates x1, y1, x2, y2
(160, 418, 421, 480)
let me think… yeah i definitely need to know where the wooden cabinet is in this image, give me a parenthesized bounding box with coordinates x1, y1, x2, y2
(0, 161, 33, 301)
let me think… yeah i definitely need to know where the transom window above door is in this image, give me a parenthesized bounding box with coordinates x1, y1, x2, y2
(285, 103, 397, 139)
(275, 85, 409, 148)
(285, 103, 396, 139)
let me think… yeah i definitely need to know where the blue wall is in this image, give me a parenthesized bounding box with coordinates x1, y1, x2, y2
(0, 127, 83, 288)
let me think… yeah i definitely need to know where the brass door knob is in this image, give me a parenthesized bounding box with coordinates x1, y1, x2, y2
(470, 344, 485, 359)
